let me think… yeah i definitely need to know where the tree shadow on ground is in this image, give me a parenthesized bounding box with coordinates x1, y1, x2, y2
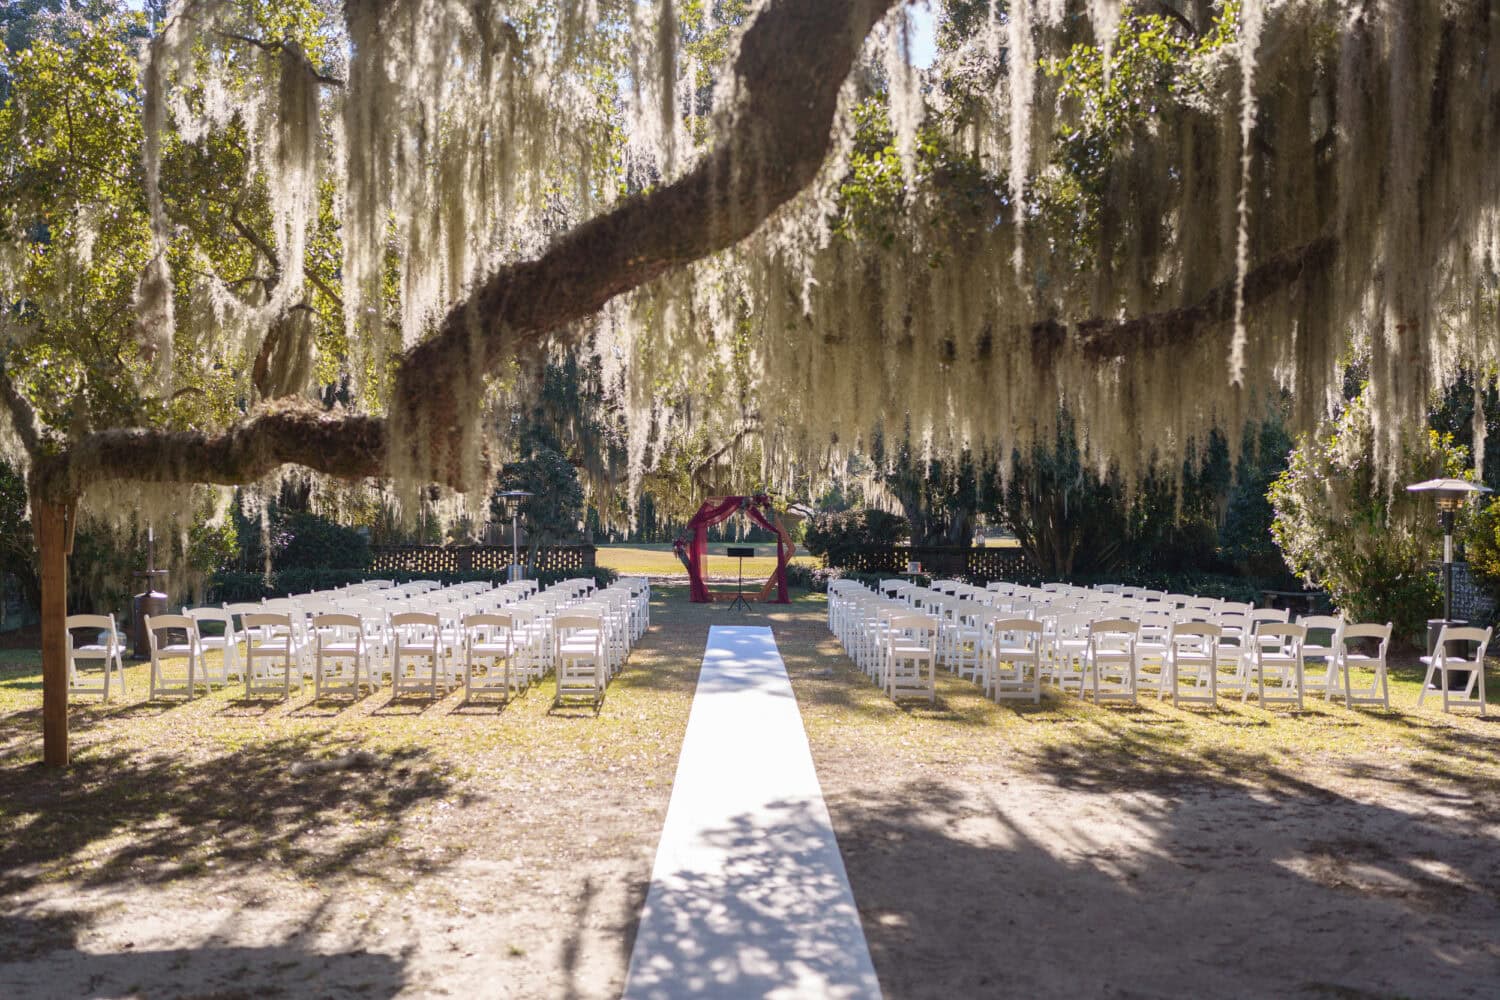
(831, 730, 1500, 999)
(619, 797, 879, 998)
(0, 910, 409, 999)
(0, 733, 460, 900)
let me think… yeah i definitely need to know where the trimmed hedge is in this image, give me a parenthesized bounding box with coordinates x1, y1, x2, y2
(786, 564, 932, 593)
(210, 565, 618, 603)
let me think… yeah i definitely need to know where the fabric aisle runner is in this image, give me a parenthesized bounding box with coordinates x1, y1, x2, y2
(622, 625, 881, 1000)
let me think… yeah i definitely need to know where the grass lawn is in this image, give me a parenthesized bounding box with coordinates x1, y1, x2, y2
(595, 541, 818, 579)
(2, 590, 1498, 997)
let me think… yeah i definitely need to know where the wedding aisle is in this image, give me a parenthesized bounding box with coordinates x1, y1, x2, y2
(623, 625, 880, 999)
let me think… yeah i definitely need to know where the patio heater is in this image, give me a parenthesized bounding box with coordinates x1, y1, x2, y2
(1405, 478, 1491, 663)
(496, 490, 534, 582)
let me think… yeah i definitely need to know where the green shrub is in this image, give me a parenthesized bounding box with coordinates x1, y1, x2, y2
(803, 509, 909, 566)
(1464, 501, 1500, 599)
(277, 512, 371, 570)
(1269, 388, 1456, 643)
(787, 565, 933, 593)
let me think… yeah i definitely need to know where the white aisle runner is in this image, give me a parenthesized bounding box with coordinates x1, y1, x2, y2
(623, 625, 881, 1000)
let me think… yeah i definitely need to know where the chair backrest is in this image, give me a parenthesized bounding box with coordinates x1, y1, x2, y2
(1341, 622, 1392, 656)
(144, 614, 195, 654)
(186, 606, 235, 636)
(1249, 608, 1290, 626)
(243, 612, 292, 630)
(888, 612, 938, 632)
(1089, 617, 1138, 636)
(1169, 621, 1221, 652)
(391, 611, 440, 628)
(554, 612, 602, 640)
(311, 613, 361, 630)
(1253, 622, 1306, 650)
(464, 613, 512, 630)
(66, 614, 117, 652)
(1435, 625, 1493, 665)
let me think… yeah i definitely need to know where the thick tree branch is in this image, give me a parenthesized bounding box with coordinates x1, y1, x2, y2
(1057, 234, 1340, 362)
(0, 363, 44, 457)
(31, 0, 901, 502)
(30, 402, 385, 500)
(391, 0, 901, 484)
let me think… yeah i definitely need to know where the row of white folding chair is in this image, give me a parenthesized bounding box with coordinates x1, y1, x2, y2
(831, 588, 938, 701)
(123, 579, 564, 703)
(838, 590, 940, 701)
(862, 592, 1396, 713)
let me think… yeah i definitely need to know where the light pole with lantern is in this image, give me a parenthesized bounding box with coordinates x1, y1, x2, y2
(1405, 477, 1491, 647)
(495, 489, 534, 582)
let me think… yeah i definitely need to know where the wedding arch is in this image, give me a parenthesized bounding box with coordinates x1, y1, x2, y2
(673, 495, 796, 604)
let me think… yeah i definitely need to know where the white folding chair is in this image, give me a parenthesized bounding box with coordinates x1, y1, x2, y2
(146, 613, 201, 700)
(553, 612, 606, 708)
(1164, 622, 1220, 708)
(186, 606, 240, 684)
(1085, 619, 1139, 704)
(1299, 614, 1346, 701)
(463, 612, 523, 702)
(1339, 622, 1392, 709)
(66, 613, 126, 702)
(1248, 623, 1306, 710)
(242, 612, 303, 700)
(390, 611, 444, 699)
(311, 613, 369, 700)
(883, 612, 938, 704)
(986, 617, 1042, 703)
(1419, 625, 1492, 715)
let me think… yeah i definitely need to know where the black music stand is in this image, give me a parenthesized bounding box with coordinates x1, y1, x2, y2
(725, 547, 756, 612)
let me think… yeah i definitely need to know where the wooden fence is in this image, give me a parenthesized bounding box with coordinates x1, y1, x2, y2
(370, 544, 597, 575)
(831, 545, 1036, 582)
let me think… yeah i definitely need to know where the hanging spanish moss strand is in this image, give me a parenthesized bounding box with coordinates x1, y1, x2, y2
(88, 0, 1500, 523)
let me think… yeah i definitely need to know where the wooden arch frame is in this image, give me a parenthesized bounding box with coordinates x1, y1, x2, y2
(672, 494, 796, 603)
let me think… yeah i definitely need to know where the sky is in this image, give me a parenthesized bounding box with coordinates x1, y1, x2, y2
(908, 2, 939, 69)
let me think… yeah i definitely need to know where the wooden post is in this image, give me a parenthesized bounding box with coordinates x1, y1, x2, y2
(36, 497, 72, 768)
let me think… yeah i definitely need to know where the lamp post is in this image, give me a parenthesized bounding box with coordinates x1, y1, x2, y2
(1406, 478, 1491, 625)
(495, 490, 534, 582)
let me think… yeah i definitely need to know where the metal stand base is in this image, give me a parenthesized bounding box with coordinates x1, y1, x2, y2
(728, 556, 751, 612)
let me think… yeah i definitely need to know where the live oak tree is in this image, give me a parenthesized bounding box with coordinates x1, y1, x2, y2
(8, 0, 1500, 765)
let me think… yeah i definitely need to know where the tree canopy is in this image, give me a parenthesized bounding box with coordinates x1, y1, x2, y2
(2, 0, 1497, 522)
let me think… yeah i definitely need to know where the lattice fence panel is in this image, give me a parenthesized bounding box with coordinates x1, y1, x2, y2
(369, 545, 596, 575)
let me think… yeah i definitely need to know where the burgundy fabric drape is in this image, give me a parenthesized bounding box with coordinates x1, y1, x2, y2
(672, 495, 791, 603)
(675, 496, 743, 602)
(743, 501, 790, 603)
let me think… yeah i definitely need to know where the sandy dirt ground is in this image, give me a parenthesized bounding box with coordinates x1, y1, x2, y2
(773, 605, 1500, 999)
(0, 590, 717, 1000)
(4, 592, 1500, 998)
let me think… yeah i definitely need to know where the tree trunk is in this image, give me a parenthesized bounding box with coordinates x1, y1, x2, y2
(35, 497, 72, 768)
